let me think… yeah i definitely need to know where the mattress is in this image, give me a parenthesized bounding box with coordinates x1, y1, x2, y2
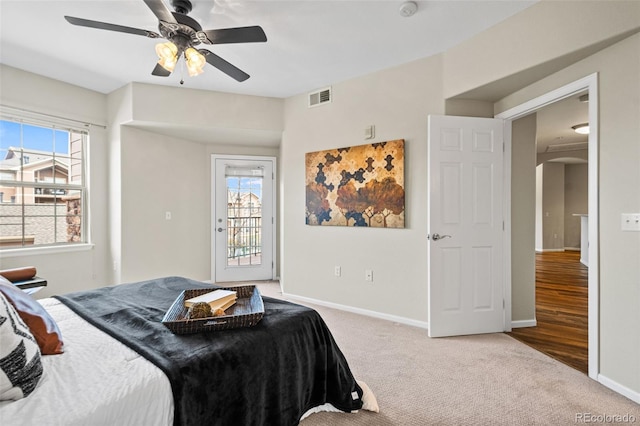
(0, 298, 174, 426)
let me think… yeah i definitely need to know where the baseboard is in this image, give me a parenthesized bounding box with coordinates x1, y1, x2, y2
(282, 292, 430, 330)
(535, 248, 565, 253)
(565, 247, 580, 251)
(598, 374, 640, 404)
(511, 319, 537, 328)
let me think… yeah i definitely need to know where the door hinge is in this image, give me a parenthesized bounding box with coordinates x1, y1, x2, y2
(503, 299, 505, 309)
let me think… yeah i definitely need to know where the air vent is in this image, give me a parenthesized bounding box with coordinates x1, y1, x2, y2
(308, 87, 331, 108)
(546, 142, 588, 153)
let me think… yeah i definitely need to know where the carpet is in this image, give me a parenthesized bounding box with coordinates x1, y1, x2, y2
(251, 282, 640, 425)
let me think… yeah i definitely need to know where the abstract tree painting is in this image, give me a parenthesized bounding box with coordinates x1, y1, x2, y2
(305, 139, 405, 228)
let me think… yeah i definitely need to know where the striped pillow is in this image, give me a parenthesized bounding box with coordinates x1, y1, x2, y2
(0, 292, 43, 400)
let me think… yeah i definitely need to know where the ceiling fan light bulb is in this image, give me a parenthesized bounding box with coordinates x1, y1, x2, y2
(185, 48, 206, 76)
(155, 42, 178, 61)
(158, 57, 177, 72)
(155, 42, 178, 72)
(187, 67, 204, 77)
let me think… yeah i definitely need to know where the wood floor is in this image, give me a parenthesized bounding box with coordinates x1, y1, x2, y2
(507, 250, 588, 374)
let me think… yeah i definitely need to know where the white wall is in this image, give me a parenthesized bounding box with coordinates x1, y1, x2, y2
(443, 1, 640, 99)
(535, 165, 543, 251)
(534, 161, 588, 251)
(564, 163, 588, 249)
(541, 162, 565, 251)
(107, 83, 282, 284)
(0, 65, 110, 297)
(511, 114, 537, 322)
(281, 55, 443, 321)
(495, 32, 640, 398)
(281, 1, 640, 398)
(130, 83, 283, 137)
(106, 84, 132, 285)
(119, 126, 209, 283)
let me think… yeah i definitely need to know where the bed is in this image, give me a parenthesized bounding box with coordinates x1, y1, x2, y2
(0, 276, 375, 425)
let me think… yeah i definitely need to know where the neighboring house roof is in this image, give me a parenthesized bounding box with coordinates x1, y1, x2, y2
(0, 147, 69, 173)
(228, 192, 261, 205)
(4, 146, 54, 163)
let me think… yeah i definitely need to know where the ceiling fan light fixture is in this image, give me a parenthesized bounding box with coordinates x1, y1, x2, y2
(185, 47, 206, 77)
(155, 41, 178, 72)
(572, 123, 590, 135)
(65, 0, 267, 83)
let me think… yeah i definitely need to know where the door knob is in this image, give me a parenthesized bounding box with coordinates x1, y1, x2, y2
(429, 233, 451, 241)
(217, 227, 226, 232)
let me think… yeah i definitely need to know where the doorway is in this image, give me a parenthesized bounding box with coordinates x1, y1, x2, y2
(497, 73, 599, 379)
(211, 155, 276, 282)
(509, 250, 588, 373)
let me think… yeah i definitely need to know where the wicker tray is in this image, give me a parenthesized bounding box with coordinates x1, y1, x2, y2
(162, 285, 264, 334)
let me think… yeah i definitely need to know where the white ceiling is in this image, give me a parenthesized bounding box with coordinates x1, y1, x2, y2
(0, 0, 535, 98)
(0, 0, 589, 156)
(535, 92, 589, 154)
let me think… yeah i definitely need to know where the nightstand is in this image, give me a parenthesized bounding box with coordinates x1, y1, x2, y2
(12, 277, 47, 295)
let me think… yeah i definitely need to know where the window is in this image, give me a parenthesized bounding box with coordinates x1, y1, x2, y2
(0, 113, 88, 250)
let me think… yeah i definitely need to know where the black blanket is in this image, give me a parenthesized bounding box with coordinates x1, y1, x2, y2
(54, 276, 363, 426)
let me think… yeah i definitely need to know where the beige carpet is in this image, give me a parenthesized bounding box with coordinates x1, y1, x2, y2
(251, 281, 640, 425)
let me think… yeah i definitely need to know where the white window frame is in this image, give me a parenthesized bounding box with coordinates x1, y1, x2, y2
(0, 109, 91, 253)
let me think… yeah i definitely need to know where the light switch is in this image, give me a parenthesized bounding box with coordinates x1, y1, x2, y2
(364, 125, 375, 140)
(621, 213, 640, 231)
(165, 211, 172, 220)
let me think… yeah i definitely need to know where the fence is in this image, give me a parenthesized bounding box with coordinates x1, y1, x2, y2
(0, 195, 81, 247)
(227, 216, 262, 263)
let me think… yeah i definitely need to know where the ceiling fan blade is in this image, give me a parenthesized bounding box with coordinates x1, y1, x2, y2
(65, 16, 160, 38)
(200, 50, 250, 82)
(198, 26, 267, 45)
(152, 63, 172, 77)
(143, 0, 178, 24)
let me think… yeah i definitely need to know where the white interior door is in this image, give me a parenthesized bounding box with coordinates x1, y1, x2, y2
(427, 115, 505, 337)
(212, 155, 275, 282)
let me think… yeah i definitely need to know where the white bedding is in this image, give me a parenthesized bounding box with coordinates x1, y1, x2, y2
(0, 298, 174, 426)
(0, 297, 377, 425)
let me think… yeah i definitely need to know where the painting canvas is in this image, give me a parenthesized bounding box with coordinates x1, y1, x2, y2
(305, 139, 405, 228)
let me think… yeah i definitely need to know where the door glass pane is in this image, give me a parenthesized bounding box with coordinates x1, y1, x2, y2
(226, 174, 262, 267)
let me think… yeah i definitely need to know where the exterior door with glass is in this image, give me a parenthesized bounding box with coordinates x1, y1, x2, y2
(212, 155, 275, 282)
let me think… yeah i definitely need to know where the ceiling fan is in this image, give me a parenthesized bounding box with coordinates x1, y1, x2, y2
(64, 0, 266, 82)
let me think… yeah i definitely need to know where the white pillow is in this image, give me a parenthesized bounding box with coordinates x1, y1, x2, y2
(0, 292, 43, 400)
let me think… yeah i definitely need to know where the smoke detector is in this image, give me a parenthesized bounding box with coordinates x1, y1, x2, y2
(399, 1, 418, 17)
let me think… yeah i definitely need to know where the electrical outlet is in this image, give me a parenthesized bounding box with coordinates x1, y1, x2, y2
(334, 266, 341, 277)
(365, 269, 373, 282)
(621, 213, 640, 231)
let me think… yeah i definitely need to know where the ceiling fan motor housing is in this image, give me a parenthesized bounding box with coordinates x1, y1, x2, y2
(159, 12, 202, 48)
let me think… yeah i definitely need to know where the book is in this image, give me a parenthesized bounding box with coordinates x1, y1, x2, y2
(185, 289, 237, 311)
(214, 298, 237, 312)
